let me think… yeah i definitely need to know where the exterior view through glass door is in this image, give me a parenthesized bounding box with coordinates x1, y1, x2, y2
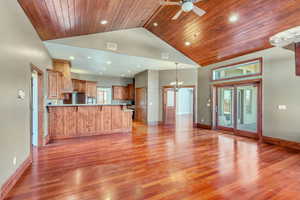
(217, 87, 234, 131)
(216, 82, 261, 139)
(236, 85, 258, 133)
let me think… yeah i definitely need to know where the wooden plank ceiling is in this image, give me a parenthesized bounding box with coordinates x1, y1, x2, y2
(145, 0, 300, 66)
(18, 0, 160, 41)
(18, 0, 300, 66)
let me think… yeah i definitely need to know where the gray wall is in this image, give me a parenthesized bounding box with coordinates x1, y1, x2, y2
(197, 47, 300, 142)
(135, 70, 148, 88)
(147, 70, 160, 123)
(0, 0, 52, 188)
(159, 68, 198, 121)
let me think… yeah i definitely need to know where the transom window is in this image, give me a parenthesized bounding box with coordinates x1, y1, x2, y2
(212, 58, 262, 81)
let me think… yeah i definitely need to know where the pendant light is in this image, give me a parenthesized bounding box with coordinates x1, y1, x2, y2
(170, 63, 184, 91)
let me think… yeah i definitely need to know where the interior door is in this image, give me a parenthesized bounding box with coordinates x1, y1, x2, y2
(163, 88, 176, 124)
(216, 87, 234, 131)
(135, 87, 147, 122)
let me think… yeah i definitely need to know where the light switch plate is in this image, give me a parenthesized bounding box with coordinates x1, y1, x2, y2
(18, 90, 25, 99)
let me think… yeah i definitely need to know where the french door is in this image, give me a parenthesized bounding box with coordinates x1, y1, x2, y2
(216, 81, 261, 139)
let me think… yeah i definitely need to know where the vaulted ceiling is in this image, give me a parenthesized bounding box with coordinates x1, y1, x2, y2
(17, 0, 160, 40)
(18, 0, 300, 66)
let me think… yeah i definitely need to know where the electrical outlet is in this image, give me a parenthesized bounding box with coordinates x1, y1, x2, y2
(201, 118, 205, 123)
(13, 157, 17, 166)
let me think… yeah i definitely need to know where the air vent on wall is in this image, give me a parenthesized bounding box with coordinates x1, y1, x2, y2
(106, 42, 118, 51)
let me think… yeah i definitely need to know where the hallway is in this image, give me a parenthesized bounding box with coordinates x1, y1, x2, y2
(5, 123, 300, 200)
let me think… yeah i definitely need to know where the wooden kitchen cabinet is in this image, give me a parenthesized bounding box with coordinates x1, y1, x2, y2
(77, 106, 97, 136)
(96, 106, 112, 133)
(48, 107, 77, 139)
(127, 84, 134, 100)
(72, 79, 96, 97)
(113, 86, 128, 100)
(72, 79, 86, 93)
(53, 59, 73, 93)
(47, 69, 64, 99)
(48, 105, 132, 140)
(86, 81, 97, 98)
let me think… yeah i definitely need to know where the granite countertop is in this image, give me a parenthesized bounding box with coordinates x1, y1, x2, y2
(47, 104, 128, 107)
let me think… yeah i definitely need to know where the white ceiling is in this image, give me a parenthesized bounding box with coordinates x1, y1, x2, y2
(44, 28, 199, 78)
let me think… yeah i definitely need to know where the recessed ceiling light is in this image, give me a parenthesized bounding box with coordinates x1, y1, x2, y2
(69, 56, 75, 60)
(87, 56, 92, 59)
(185, 41, 191, 46)
(106, 61, 112, 65)
(229, 14, 239, 23)
(100, 20, 108, 25)
(153, 22, 158, 27)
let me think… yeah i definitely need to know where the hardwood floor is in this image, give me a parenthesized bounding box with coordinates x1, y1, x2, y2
(5, 121, 300, 200)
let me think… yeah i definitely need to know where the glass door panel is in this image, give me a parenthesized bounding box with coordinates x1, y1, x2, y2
(217, 87, 234, 128)
(236, 85, 258, 133)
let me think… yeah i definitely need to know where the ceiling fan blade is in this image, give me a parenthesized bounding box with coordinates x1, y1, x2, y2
(193, 6, 206, 17)
(172, 9, 183, 20)
(160, 1, 181, 6)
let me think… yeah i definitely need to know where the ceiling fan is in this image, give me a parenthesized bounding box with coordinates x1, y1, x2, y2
(160, 0, 206, 20)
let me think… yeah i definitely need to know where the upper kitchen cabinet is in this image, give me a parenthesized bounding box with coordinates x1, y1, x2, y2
(47, 70, 59, 99)
(47, 69, 64, 99)
(86, 81, 97, 98)
(52, 59, 73, 93)
(72, 79, 86, 93)
(128, 84, 135, 101)
(113, 86, 128, 100)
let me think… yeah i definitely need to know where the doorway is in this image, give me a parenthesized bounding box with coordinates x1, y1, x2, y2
(163, 86, 195, 126)
(31, 65, 44, 147)
(135, 87, 147, 122)
(214, 79, 262, 139)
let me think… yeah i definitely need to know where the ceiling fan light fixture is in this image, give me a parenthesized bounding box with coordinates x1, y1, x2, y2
(182, 2, 194, 12)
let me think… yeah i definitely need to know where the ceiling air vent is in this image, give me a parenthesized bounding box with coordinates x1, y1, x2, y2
(106, 42, 118, 51)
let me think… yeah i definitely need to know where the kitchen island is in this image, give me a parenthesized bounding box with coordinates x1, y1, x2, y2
(47, 104, 133, 140)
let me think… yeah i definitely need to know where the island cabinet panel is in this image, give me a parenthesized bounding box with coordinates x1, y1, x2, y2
(122, 111, 132, 129)
(112, 106, 123, 130)
(48, 105, 132, 140)
(64, 107, 78, 137)
(48, 107, 77, 139)
(77, 106, 97, 136)
(101, 106, 112, 132)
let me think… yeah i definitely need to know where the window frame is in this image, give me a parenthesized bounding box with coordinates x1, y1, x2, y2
(211, 57, 263, 82)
